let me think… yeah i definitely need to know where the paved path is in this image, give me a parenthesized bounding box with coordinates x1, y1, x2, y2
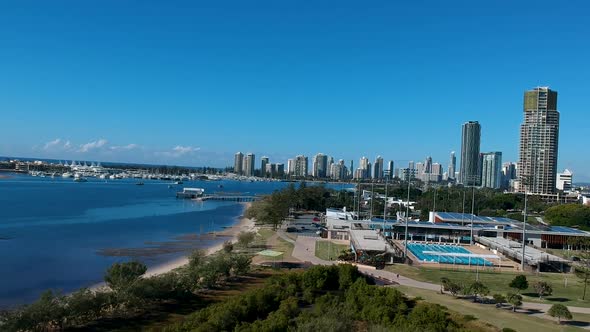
(291, 236, 590, 320)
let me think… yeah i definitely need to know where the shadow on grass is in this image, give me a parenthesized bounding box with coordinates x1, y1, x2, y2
(565, 320, 590, 327)
(546, 297, 570, 302)
(520, 308, 544, 315)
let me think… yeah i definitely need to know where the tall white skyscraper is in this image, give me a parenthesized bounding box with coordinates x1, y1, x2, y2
(294, 155, 308, 177)
(481, 152, 502, 189)
(243, 153, 255, 177)
(234, 152, 244, 175)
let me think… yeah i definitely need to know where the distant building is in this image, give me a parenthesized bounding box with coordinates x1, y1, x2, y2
(518, 87, 560, 195)
(387, 161, 394, 179)
(326, 157, 334, 178)
(356, 157, 371, 180)
(312, 153, 328, 178)
(502, 162, 517, 188)
(276, 163, 285, 177)
(399, 168, 416, 181)
(243, 153, 255, 177)
(556, 169, 573, 192)
(294, 155, 308, 177)
(260, 157, 269, 177)
(480, 152, 503, 189)
(373, 156, 384, 180)
(460, 121, 481, 186)
(287, 159, 294, 175)
(447, 151, 456, 181)
(234, 152, 244, 175)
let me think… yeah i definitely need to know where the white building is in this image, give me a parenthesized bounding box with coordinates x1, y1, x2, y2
(556, 169, 573, 192)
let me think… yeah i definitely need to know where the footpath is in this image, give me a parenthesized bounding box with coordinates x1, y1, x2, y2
(291, 236, 590, 321)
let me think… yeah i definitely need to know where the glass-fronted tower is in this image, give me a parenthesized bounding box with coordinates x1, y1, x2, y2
(518, 87, 560, 194)
(460, 121, 481, 186)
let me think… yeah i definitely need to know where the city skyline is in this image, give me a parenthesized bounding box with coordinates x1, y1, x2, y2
(1, 2, 590, 180)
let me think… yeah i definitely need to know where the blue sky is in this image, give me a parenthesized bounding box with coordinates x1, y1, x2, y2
(1, 1, 589, 180)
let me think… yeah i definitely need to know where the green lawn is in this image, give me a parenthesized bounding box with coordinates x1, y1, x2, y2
(314, 241, 349, 261)
(385, 264, 590, 308)
(396, 285, 587, 332)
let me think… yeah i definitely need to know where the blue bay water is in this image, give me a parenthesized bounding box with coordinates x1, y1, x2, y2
(0, 175, 323, 308)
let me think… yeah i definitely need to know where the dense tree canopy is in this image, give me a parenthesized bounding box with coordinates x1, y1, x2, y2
(545, 204, 590, 230)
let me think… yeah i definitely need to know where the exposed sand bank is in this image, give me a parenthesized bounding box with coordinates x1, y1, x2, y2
(92, 202, 256, 289)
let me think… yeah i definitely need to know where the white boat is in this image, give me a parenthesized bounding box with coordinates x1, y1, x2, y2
(74, 177, 88, 182)
(99, 174, 107, 179)
(62, 172, 73, 178)
(109, 175, 116, 180)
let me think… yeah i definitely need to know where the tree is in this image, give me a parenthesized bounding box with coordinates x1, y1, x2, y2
(533, 281, 553, 300)
(440, 277, 461, 297)
(493, 294, 506, 308)
(570, 238, 590, 300)
(545, 204, 590, 229)
(509, 275, 528, 293)
(506, 293, 522, 312)
(548, 304, 572, 324)
(231, 254, 252, 276)
(104, 261, 147, 292)
(222, 240, 234, 253)
(237, 231, 257, 248)
(468, 281, 489, 303)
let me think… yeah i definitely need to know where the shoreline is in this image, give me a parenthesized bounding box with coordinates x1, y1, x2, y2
(92, 202, 255, 289)
(143, 201, 255, 277)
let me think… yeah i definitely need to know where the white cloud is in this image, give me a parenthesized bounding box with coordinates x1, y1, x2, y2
(42, 138, 73, 151)
(43, 138, 62, 150)
(110, 143, 139, 151)
(79, 139, 108, 153)
(156, 145, 201, 158)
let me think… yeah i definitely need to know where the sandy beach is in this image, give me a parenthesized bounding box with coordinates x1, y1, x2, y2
(92, 202, 256, 289)
(143, 202, 256, 277)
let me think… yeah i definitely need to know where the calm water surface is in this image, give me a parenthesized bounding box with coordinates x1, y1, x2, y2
(0, 175, 336, 308)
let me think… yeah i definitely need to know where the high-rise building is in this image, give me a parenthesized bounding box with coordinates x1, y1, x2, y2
(234, 152, 244, 175)
(243, 153, 255, 177)
(387, 161, 394, 179)
(408, 161, 415, 170)
(287, 159, 294, 175)
(460, 121, 481, 186)
(326, 157, 334, 178)
(556, 169, 573, 192)
(357, 156, 370, 179)
(373, 156, 384, 180)
(502, 162, 517, 188)
(448, 151, 456, 181)
(294, 155, 308, 177)
(480, 152, 502, 189)
(260, 157, 269, 177)
(518, 87, 560, 195)
(312, 153, 328, 178)
(276, 163, 285, 177)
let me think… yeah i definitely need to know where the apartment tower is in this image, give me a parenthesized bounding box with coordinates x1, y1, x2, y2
(518, 87, 560, 194)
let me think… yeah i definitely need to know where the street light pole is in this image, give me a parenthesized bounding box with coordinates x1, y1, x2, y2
(404, 172, 411, 259)
(521, 185, 528, 271)
(470, 182, 475, 245)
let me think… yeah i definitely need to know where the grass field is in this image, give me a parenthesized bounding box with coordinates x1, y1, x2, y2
(315, 240, 349, 261)
(385, 264, 590, 308)
(396, 285, 588, 332)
